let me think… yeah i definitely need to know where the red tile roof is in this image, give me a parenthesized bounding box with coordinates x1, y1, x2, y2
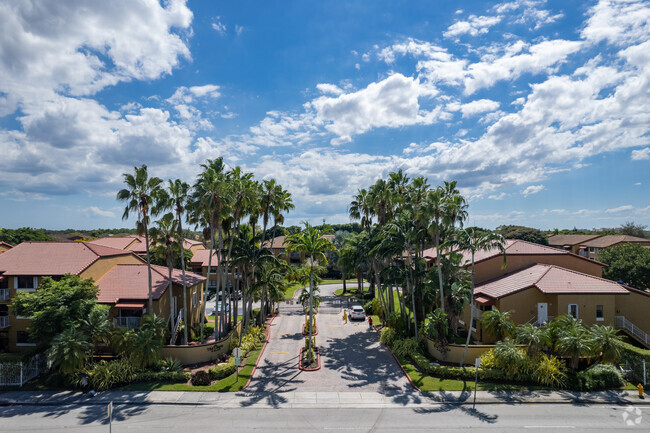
(423, 239, 605, 267)
(87, 236, 141, 251)
(547, 234, 601, 246)
(0, 241, 135, 276)
(0, 241, 13, 249)
(189, 248, 219, 267)
(581, 235, 650, 248)
(96, 264, 205, 304)
(474, 264, 629, 299)
(261, 234, 334, 249)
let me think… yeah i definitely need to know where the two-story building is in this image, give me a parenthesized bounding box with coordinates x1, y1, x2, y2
(88, 235, 205, 257)
(548, 234, 650, 261)
(262, 234, 335, 266)
(0, 242, 12, 254)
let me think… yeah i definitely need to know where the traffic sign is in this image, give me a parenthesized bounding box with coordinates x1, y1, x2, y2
(234, 356, 241, 366)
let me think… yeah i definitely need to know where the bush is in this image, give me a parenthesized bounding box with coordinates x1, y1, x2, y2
(577, 364, 625, 391)
(363, 300, 374, 315)
(89, 358, 138, 391)
(380, 327, 397, 347)
(391, 338, 421, 358)
(190, 370, 211, 386)
(531, 354, 566, 388)
(618, 341, 650, 384)
(134, 371, 189, 383)
(209, 358, 236, 380)
(158, 357, 182, 373)
(386, 312, 404, 333)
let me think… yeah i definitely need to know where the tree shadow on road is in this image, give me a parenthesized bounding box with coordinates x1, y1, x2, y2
(237, 358, 304, 408)
(412, 391, 498, 424)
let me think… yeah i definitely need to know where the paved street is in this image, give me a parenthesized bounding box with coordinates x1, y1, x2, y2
(245, 284, 411, 394)
(2, 403, 649, 432)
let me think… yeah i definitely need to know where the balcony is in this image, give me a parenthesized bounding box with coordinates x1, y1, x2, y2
(0, 316, 9, 328)
(113, 317, 141, 329)
(0, 289, 9, 301)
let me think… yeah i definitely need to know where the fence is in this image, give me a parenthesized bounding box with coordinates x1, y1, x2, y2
(615, 316, 649, 348)
(0, 354, 43, 387)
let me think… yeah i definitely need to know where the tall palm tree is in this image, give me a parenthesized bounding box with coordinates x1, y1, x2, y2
(117, 164, 164, 315)
(448, 228, 506, 365)
(166, 179, 192, 344)
(270, 187, 294, 248)
(349, 188, 373, 233)
(421, 186, 447, 314)
(259, 179, 285, 248)
(285, 223, 336, 353)
(150, 212, 178, 328)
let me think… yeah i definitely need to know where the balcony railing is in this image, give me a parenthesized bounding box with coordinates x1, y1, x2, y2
(113, 317, 141, 329)
(0, 316, 9, 328)
(616, 316, 649, 347)
(471, 304, 483, 320)
(0, 288, 9, 301)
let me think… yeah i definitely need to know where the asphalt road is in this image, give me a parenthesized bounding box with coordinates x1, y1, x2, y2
(245, 283, 411, 393)
(2, 403, 649, 432)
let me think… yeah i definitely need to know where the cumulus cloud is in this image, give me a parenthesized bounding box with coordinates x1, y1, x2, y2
(632, 147, 650, 160)
(459, 99, 500, 117)
(522, 185, 545, 196)
(444, 15, 503, 38)
(605, 205, 635, 213)
(85, 206, 116, 218)
(316, 83, 345, 96)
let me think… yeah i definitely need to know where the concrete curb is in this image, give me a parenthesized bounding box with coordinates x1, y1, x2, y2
(242, 314, 277, 390)
(298, 346, 322, 371)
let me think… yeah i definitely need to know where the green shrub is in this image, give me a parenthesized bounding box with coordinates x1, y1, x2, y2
(89, 358, 138, 391)
(363, 300, 374, 315)
(391, 338, 421, 358)
(190, 370, 211, 386)
(577, 364, 625, 391)
(209, 358, 236, 380)
(386, 312, 404, 333)
(493, 338, 528, 377)
(531, 354, 566, 388)
(159, 357, 182, 373)
(380, 327, 397, 347)
(134, 371, 189, 383)
(618, 341, 650, 384)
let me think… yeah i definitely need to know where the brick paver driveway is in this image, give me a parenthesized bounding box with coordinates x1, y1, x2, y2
(245, 284, 411, 394)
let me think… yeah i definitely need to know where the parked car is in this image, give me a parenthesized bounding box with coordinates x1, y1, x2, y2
(210, 302, 231, 315)
(349, 305, 366, 320)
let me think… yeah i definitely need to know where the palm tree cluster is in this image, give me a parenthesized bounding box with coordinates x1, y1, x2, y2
(343, 170, 507, 363)
(117, 159, 294, 344)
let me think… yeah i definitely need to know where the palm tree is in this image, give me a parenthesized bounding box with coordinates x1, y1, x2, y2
(557, 322, 593, 369)
(150, 212, 178, 328)
(166, 179, 192, 344)
(421, 187, 447, 314)
(270, 188, 294, 248)
(285, 223, 336, 354)
(590, 325, 622, 364)
(515, 323, 550, 356)
(81, 305, 111, 362)
(259, 179, 286, 248)
(448, 228, 506, 365)
(50, 328, 93, 375)
(117, 164, 164, 315)
(481, 307, 515, 341)
(349, 188, 373, 233)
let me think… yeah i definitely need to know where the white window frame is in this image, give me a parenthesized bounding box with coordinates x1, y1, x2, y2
(568, 304, 579, 319)
(588, 247, 596, 253)
(14, 276, 38, 292)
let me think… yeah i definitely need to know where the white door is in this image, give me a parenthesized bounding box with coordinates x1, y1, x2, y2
(537, 303, 548, 324)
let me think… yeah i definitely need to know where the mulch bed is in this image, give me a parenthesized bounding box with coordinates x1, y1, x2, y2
(302, 323, 318, 336)
(299, 346, 321, 371)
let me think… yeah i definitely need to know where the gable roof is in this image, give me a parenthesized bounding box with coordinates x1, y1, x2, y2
(474, 263, 629, 299)
(96, 264, 205, 304)
(0, 241, 13, 249)
(581, 235, 650, 248)
(0, 241, 135, 276)
(261, 234, 335, 249)
(189, 248, 219, 267)
(423, 239, 605, 267)
(87, 236, 142, 251)
(547, 234, 601, 246)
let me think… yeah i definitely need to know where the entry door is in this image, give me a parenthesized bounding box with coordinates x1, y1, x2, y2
(537, 303, 548, 324)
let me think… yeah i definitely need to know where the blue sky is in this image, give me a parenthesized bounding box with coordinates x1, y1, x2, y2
(0, 0, 649, 231)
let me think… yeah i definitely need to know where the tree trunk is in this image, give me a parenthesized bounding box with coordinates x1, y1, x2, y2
(435, 231, 445, 315)
(168, 259, 174, 337)
(145, 223, 153, 315)
(308, 254, 314, 353)
(200, 224, 215, 343)
(460, 251, 475, 366)
(177, 214, 189, 345)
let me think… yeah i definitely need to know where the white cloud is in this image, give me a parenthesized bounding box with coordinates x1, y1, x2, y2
(489, 192, 506, 200)
(582, 0, 650, 45)
(522, 185, 544, 196)
(168, 85, 221, 104)
(212, 18, 226, 35)
(85, 206, 116, 218)
(632, 147, 650, 160)
(316, 83, 345, 96)
(235, 25, 244, 35)
(605, 205, 635, 213)
(444, 15, 503, 38)
(459, 99, 500, 118)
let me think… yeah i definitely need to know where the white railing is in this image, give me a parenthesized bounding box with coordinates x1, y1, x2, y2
(0, 288, 9, 301)
(471, 305, 483, 320)
(113, 317, 141, 329)
(170, 308, 183, 345)
(616, 316, 649, 347)
(0, 316, 8, 328)
(0, 354, 42, 387)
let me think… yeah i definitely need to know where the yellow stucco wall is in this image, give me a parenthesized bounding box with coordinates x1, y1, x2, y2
(161, 322, 241, 365)
(80, 254, 144, 281)
(615, 291, 650, 334)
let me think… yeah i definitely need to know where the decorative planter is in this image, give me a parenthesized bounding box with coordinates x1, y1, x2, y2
(302, 323, 318, 336)
(299, 346, 321, 371)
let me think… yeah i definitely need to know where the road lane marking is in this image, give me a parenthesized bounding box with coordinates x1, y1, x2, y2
(524, 427, 575, 429)
(270, 351, 289, 354)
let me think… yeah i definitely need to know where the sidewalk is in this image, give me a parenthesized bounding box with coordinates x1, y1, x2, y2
(0, 389, 646, 409)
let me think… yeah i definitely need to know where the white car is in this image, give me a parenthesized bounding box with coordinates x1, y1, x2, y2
(349, 305, 366, 320)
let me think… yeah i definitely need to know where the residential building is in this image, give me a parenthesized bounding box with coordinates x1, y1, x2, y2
(262, 234, 335, 266)
(547, 234, 601, 255)
(88, 235, 205, 256)
(189, 248, 241, 293)
(580, 235, 650, 261)
(0, 242, 12, 254)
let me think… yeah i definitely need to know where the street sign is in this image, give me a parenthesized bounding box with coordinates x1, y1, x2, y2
(475, 358, 481, 368)
(233, 348, 242, 358)
(107, 401, 112, 418)
(473, 358, 480, 408)
(107, 401, 113, 433)
(234, 356, 241, 366)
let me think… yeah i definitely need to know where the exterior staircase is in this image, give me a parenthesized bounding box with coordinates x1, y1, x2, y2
(170, 308, 183, 345)
(615, 316, 650, 348)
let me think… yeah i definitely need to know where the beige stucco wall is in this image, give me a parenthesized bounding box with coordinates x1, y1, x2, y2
(161, 322, 241, 365)
(80, 254, 144, 281)
(554, 294, 617, 326)
(615, 291, 650, 334)
(424, 337, 511, 365)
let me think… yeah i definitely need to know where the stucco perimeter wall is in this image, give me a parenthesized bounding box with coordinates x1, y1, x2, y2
(424, 337, 494, 365)
(161, 322, 241, 365)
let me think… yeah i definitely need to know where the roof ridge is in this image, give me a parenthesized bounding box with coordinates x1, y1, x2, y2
(533, 263, 554, 286)
(542, 263, 625, 286)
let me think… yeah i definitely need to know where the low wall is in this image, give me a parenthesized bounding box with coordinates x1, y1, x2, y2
(424, 337, 495, 365)
(162, 322, 241, 365)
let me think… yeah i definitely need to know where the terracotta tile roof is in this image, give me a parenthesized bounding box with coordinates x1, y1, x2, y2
(261, 234, 334, 249)
(182, 238, 204, 249)
(0, 241, 13, 249)
(547, 234, 602, 246)
(96, 264, 205, 304)
(475, 264, 629, 299)
(189, 248, 219, 267)
(0, 241, 134, 276)
(423, 239, 604, 267)
(87, 236, 141, 251)
(581, 235, 650, 248)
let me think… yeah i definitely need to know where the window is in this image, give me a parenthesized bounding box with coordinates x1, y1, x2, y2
(17, 276, 36, 289)
(0, 278, 8, 289)
(589, 247, 596, 253)
(596, 305, 604, 321)
(568, 304, 578, 319)
(16, 331, 35, 346)
(208, 267, 217, 274)
(192, 292, 198, 307)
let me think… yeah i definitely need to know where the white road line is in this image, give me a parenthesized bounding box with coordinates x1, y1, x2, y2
(523, 426, 575, 429)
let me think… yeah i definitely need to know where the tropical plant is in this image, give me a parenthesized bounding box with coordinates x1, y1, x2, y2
(391, 337, 421, 358)
(556, 322, 593, 369)
(80, 304, 111, 361)
(531, 353, 566, 388)
(590, 325, 623, 364)
(424, 310, 450, 351)
(481, 307, 515, 341)
(150, 212, 179, 327)
(117, 164, 164, 315)
(49, 328, 93, 375)
(515, 323, 550, 356)
(492, 337, 527, 376)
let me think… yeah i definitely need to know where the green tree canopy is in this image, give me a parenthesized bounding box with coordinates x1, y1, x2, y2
(619, 221, 647, 238)
(0, 227, 54, 245)
(496, 225, 548, 245)
(599, 242, 650, 290)
(11, 275, 99, 347)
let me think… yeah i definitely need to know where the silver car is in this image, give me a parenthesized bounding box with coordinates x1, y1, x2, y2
(349, 305, 365, 320)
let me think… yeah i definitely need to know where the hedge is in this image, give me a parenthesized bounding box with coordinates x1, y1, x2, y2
(618, 341, 650, 384)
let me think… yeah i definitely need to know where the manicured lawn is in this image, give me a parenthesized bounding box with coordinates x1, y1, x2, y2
(284, 282, 303, 300)
(119, 348, 263, 392)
